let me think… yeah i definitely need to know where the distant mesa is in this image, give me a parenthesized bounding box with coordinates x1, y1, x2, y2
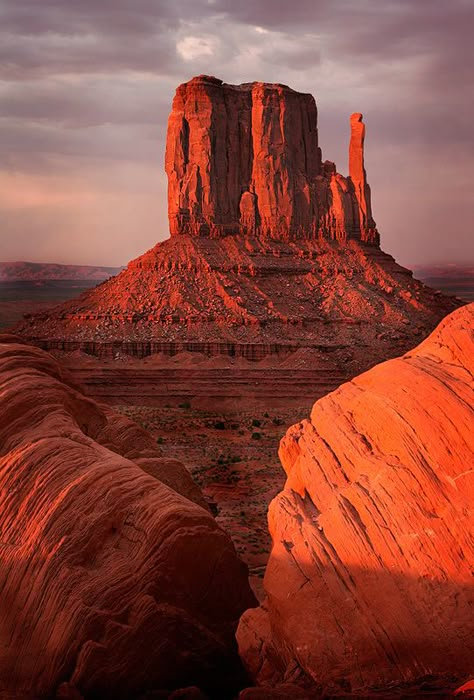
(238, 302, 474, 692)
(0, 261, 123, 282)
(166, 75, 378, 243)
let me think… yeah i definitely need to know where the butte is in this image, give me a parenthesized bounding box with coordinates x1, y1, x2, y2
(15, 75, 460, 398)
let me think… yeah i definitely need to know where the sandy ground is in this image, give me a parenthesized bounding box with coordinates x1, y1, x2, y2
(117, 403, 312, 600)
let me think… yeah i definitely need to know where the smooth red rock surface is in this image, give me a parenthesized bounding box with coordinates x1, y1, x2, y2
(238, 304, 474, 693)
(0, 341, 256, 699)
(166, 75, 377, 242)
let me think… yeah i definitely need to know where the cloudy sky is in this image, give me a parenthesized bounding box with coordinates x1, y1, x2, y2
(1, 0, 472, 267)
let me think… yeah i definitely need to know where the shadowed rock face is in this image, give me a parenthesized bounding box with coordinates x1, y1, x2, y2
(237, 304, 474, 693)
(0, 337, 256, 699)
(166, 75, 378, 243)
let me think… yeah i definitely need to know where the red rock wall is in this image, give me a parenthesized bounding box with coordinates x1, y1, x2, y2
(0, 338, 255, 698)
(238, 304, 474, 693)
(165, 76, 378, 243)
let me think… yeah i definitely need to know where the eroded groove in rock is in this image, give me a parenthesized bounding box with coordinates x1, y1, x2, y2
(0, 340, 256, 699)
(237, 304, 474, 693)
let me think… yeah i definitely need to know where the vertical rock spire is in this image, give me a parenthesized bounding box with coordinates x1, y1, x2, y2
(349, 113, 378, 244)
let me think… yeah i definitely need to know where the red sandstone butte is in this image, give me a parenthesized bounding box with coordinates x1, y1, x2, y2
(0, 337, 255, 699)
(165, 75, 378, 243)
(13, 76, 460, 364)
(238, 303, 474, 694)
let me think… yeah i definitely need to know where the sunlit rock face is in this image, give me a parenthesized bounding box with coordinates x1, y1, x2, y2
(166, 75, 378, 243)
(12, 75, 460, 364)
(238, 304, 474, 694)
(349, 112, 377, 243)
(0, 337, 256, 699)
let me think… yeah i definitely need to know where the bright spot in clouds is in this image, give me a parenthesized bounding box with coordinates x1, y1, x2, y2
(176, 35, 218, 61)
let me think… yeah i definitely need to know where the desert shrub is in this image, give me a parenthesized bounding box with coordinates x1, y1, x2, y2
(251, 419, 262, 427)
(251, 431, 262, 440)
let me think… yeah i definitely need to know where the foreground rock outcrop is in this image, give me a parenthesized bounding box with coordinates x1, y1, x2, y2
(0, 336, 256, 699)
(166, 75, 378, 243)
(238, 304, 474, 694)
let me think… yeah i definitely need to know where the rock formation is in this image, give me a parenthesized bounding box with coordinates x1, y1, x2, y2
(166, 75, 378, 243)
(349, 112, 376, 243)
(0, 336, 256, 699)
(13, 75, 460, 375)
(238, 303, 474, 693)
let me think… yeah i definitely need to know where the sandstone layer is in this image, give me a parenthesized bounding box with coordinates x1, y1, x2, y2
(166, 75, 378, 243)
(238, 304, 474, 694)
(0, 336, 256, 699)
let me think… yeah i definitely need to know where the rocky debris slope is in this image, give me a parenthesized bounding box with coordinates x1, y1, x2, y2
(0, 335, 256, 699)
(237, 304, 474, 694)
(166, 75, 377, 243)
(14, 236, 460, 372)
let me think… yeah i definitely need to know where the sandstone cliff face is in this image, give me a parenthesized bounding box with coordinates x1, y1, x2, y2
(166, 75, 378, 243)
(0, 337, 256, 699)
(238, 304, 474, 693)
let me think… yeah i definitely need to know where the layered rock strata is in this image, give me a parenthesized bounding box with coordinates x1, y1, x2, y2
(14, 236, 460, 376)
(0, 336, 256, 699)
(238, 304, 474, 693)
(166, 75, 378, 243)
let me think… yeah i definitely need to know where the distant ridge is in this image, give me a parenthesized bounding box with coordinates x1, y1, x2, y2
(413, 263, 474, 302)
(0, 261, 123, 282)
